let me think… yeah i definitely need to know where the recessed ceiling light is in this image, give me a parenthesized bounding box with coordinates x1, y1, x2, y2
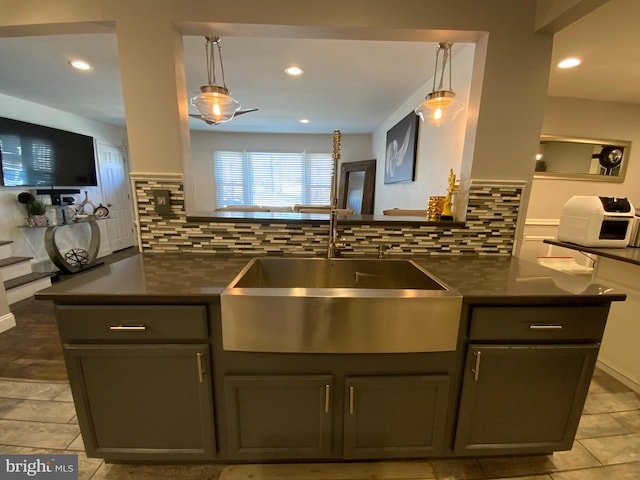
(299, 118, 310, 124)
(557, 57, 581, 69)
(69, 59, 92, 71)
(285, 65, 304, 76)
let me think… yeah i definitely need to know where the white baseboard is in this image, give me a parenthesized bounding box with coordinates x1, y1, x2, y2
(597, 359, 640, 394)
(0, 312, 16, 334)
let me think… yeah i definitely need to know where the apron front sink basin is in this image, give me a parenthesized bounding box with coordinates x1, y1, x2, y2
(220, 257, 462, 353)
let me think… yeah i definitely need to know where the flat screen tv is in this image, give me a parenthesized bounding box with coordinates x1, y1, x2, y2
(0, 116, 98, 187)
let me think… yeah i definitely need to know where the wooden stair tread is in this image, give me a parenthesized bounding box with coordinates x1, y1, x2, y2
(0, 256, 33, 268)
(4, 271, 55, 290)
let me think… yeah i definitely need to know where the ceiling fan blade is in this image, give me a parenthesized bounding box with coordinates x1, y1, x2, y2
(189, 113, 218, 125)
(235, 108, 259, 117)
(189, 108, 257, 125)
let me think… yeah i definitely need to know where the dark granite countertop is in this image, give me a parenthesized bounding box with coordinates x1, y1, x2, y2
(188, 211, 465, 227)
(35, 253, 625, 305)
(544, 240, 640, 267)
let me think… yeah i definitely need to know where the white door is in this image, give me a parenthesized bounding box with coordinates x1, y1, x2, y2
(97, 142, 136, 252)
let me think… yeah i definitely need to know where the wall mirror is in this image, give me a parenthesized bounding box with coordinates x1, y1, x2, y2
(338, 159, 376, 214)
(534, 135, 631, 183)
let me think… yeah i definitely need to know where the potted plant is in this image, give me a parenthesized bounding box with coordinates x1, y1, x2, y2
(28, 199, 48, 226)
(17, 191, 36, 222)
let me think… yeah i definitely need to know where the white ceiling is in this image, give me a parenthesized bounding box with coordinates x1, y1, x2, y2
(0, 0, 638, 135)
(547, 0, 640, 104)
(0, 34, 442, 134)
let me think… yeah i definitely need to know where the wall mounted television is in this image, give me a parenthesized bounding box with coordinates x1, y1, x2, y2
(0, 116, 98, 187)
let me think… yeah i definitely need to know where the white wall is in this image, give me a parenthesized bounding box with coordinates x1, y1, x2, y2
(521, 96, 640, 262)
(0, 94, 128, 263)
(189, 131, 372, 212)
(372, 44, 474, 215)
(529, 97, 640, 219)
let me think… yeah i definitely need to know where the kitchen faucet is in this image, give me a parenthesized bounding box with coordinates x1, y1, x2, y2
(328, 129, 345, 258)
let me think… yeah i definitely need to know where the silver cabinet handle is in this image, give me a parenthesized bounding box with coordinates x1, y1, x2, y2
(196, 352, 205, 383)
(324, 384, 330, 413)
(349, 386, 354, 415)
(529, 324, 563, 330)
(109, 325, 146, 331)
(472, 351, 482, 381)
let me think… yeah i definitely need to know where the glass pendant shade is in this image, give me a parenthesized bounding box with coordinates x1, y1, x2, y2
(415, 90, 464, 126)
(190, 36, 242, 125)
(191, 85, 240, 124)
(415, 42, 464, 126)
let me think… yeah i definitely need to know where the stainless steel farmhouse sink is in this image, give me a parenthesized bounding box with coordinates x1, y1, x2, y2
(220, 258, 462, 353)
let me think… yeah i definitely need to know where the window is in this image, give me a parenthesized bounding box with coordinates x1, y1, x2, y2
(0, 134, 54, 186)
(213, 150, 333, 207)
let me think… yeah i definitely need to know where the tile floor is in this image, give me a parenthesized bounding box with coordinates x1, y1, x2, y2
(0, 369, 639, 479)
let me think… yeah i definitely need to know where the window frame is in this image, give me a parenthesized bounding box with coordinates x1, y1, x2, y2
(213, 150, 334, 208)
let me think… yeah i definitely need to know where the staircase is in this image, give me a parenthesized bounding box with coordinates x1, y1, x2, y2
(1, 240, 54, 306)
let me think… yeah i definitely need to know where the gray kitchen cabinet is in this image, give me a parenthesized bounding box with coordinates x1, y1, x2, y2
(57, 304, 216, 461)
(223, 373, 451, 461)
(224, 375, 334, 460)
(343, 375, 450, 458)
(454, 305, 605, 455)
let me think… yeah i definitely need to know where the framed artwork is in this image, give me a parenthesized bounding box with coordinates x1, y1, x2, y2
(384, 112, 419, 184)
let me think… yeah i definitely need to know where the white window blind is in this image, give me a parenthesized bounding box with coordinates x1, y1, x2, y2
(213, 150, 333, 207)
(0, 134, 54, 186)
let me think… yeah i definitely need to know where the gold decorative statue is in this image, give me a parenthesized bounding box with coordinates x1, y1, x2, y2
(441, 169, 456, 219)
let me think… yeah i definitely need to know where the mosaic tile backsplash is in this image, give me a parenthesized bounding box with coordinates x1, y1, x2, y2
(134, 180, 524, 256)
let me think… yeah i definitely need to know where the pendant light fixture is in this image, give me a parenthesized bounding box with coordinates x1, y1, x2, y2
(191, 36, 240, 125)
(414, 42, 464, 127)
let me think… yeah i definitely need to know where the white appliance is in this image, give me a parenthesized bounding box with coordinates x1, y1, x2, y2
(557, 196, 635, 248)
(629, 210, 640, 248)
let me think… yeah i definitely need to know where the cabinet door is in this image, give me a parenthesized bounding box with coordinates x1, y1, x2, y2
(343, 375, 450, 459)
(64, 344, 215, 461)
(454, 344, 598, 455)
(225, 375, 334, 460)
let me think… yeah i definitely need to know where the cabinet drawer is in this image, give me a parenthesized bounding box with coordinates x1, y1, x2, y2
(469, 305, 609, 342)
(56, 305, 208, 341)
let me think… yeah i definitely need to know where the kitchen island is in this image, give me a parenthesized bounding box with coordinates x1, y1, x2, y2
(545, 239, 640, 394)
(35, 253, 625, 462)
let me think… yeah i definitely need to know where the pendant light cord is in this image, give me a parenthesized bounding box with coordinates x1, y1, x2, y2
(433, 42, 452, 92)
(205, 36, 228, 89)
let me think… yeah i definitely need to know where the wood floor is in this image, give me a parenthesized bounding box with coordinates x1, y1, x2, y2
(0, 297, 67, 381)
(0, 247, 139, 381)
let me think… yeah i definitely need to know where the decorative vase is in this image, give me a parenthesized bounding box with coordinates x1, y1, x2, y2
(427, 196, 446, 221)
(33, 214, 48, 226)
(81, 190, 96, 215)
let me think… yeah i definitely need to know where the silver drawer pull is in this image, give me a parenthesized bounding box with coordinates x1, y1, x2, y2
(196, 352, 205, 383)
(109, 325, 147, 331)
(324, 384, 331, 413)
(529, 324, 563, 330)
(349, 386, 355, 415)
(472, 351, 482, 381)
